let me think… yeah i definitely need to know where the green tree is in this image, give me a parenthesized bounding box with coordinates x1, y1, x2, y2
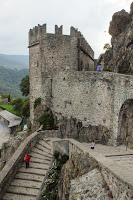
(19, 75, 29, 96)
(12, 98, 24, 116)
(21, 98, 30, 117)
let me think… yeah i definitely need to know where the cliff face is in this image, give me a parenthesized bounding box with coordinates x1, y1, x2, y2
(104, 3, 133, 73)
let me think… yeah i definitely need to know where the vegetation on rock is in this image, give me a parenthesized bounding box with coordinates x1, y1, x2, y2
(103, 43, 112, 51)
(39, 113, 54, 130)
(34, 97, 42, 109)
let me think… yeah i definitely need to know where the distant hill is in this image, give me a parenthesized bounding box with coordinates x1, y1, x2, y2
(0, 54, 29, 70)
(0, 66, 29, 97)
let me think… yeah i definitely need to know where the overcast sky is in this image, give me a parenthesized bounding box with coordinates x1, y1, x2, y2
(0, 0, 132, 58)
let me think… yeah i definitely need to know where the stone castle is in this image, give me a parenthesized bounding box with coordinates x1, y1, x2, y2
(29, 23, 133, 148)
(1, 7, 133, 200)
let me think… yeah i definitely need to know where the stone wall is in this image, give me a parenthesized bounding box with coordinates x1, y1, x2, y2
(51, 71, 133, 145)
(58, 117, 110, 144)
(30, 69, 133, 145)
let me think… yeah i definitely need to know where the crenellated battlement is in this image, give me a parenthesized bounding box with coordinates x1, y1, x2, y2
(29, 24, 79, 46)
(29, 23, 94, 58)
(29, 24, 47, 46)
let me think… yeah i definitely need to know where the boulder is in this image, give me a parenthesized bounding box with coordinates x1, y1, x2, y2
(109, 9, 130, 40)
(104, 3, 133, 73)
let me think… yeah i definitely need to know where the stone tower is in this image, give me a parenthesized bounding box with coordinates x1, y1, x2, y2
(29, 24, 94, 123)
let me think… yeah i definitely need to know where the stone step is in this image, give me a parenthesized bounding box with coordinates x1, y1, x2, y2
(31, 157, 51, 164)
(35, 143, 53, 155)
(22, 162, 49, 170)
(19, 167, 47, 176)
(38, 140, 52, 150)
(43, 139, 53, 147)
(30, 152, 51, 161)
(15, 172, 44, 182)
(32, 147, 53, 158)
(11, 179, 42, 189)
(2, 193, 36, 200)
(7, 186, 39, 196)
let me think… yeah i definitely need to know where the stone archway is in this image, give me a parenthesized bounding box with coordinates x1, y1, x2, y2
(117, 99, 133, 148)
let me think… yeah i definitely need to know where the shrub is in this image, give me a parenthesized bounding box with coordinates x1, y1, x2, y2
(34, 97, 41, 109)
(50, 192, 57, 200)
(39, 113, 54, 130)
(103, 68, 111, 72)
(53, 151, 60, 160)
(61, 154, 69, 164)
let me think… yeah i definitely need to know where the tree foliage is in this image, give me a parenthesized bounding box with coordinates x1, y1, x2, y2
(12, 97, 30, 117)
(12, 98, 24, 116)
(21, 98, 30, 117)
(19, 75, 29, 96)
(103, 43, 112, 51)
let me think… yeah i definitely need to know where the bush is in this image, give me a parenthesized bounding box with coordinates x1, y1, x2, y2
(50, 192, 57, 200)
(39, 113, 54, 130)
(53, 151, 60, 160)
(61, 154, 69, 164)
(103, 68, 111, 72)
(34, 97, 41, 109)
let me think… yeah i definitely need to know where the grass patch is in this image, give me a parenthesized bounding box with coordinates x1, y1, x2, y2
(0, 104, 16, 115)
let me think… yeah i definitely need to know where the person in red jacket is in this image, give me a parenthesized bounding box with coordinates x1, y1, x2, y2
(24, 154, 30, 168)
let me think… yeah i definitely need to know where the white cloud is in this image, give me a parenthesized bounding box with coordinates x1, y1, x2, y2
(0, 0, 132, 58)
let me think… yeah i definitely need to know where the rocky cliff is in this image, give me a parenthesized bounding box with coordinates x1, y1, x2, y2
(104, 3, 133, 73)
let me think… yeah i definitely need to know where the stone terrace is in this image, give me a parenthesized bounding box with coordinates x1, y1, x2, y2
(83, 143, 133, 172)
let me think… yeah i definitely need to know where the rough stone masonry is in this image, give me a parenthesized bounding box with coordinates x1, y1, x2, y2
(29, 24, 133, 147)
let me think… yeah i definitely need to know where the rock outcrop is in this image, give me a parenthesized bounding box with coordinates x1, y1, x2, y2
(57, 152, 112, 200)
(69, 168, 112, 200)
(104, 3, 133, 73)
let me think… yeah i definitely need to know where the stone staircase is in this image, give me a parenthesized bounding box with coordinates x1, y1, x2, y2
(2, 138, 53, 200)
